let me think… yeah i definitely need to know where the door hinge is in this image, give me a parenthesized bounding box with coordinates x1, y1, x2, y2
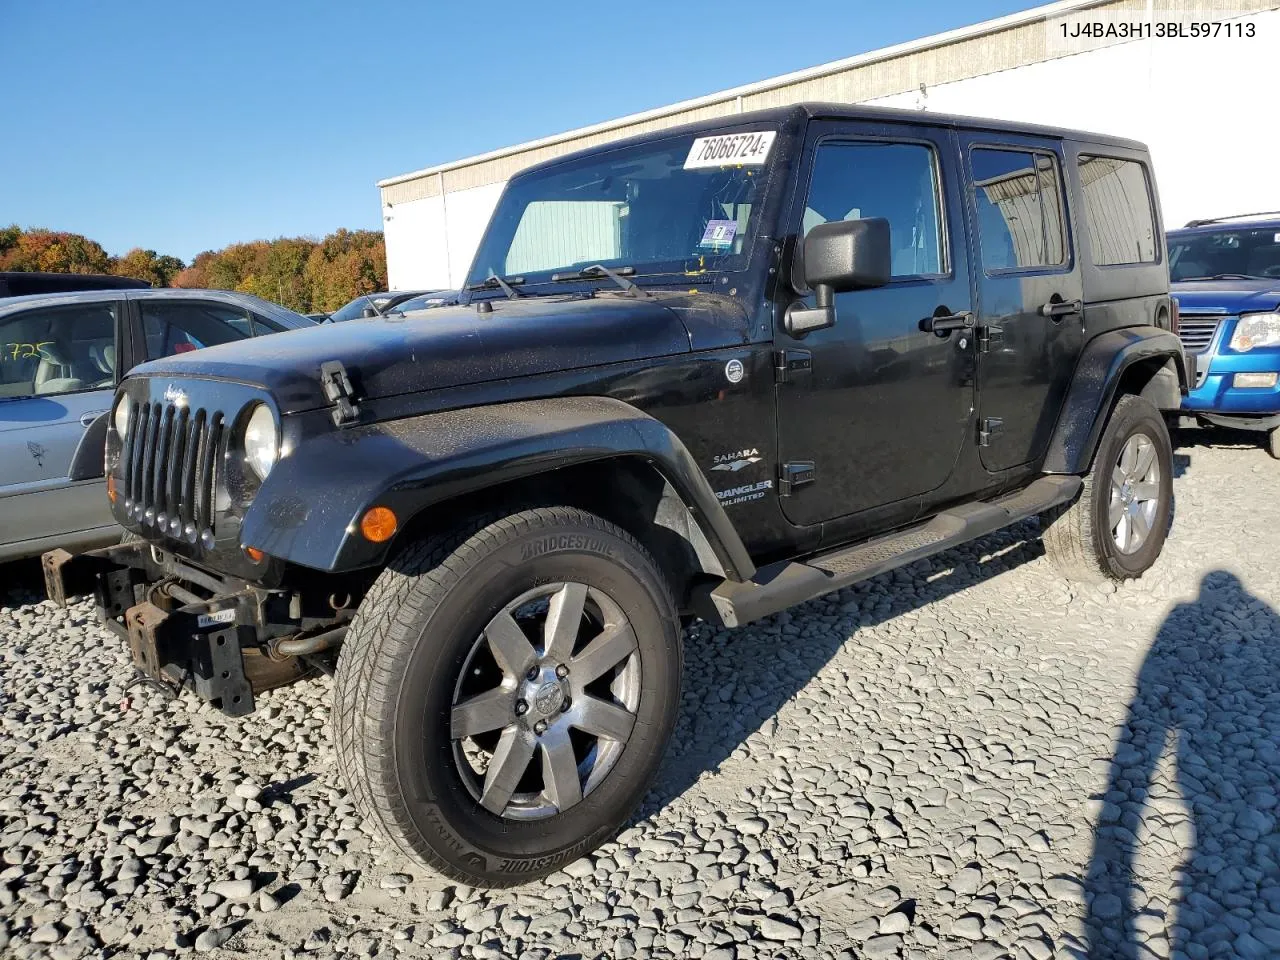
(977, 323, 1004, 353)
(778, 461, 816, 497)
(979, 418, 1005, 446)
(773, 349, 813, 384)
(320, 360, 360, 427)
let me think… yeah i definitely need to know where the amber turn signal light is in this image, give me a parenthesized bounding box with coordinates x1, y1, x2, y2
(360, 506, 398, 543)
(244, 546, 266, 563)
(106, 474, 117, 503)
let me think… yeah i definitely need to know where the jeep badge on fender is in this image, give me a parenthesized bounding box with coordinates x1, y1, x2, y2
(44, 103, 1186, 887)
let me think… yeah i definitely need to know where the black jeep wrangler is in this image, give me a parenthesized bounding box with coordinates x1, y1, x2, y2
(45, 104, 1187, 887)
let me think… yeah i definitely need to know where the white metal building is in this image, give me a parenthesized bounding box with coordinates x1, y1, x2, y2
(378, 0, 1280, 290)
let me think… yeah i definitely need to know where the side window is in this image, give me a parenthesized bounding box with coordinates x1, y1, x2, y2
(1078, 155, 1157, 265)
(803, 141, 946, 278)
(972, 148, 1067, 272)
(0, 303, 117, 398)
(141, 301, 253, 361)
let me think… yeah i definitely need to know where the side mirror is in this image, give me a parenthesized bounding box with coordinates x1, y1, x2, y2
(361, 307, 377, 319)
(785, 218, 892, 336)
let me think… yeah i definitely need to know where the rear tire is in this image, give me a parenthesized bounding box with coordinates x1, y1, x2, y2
(333, 507, 682, 887)
(1042, 394, 1173, 583)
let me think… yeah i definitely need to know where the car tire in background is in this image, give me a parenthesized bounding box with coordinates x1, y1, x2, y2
(1268, 427, 1280, 460)
(1043, 394, 1174, 583)
(332, 507, 682, 886)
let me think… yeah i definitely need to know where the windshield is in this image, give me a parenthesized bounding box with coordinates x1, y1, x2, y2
(329, 293, 394, 323)
(1169, 226, 1280, 281)
(466, 129, 778, 288)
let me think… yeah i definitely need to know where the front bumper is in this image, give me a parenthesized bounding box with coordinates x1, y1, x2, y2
(1182, 322, 1280, 418)
(42, 544, 332, 716)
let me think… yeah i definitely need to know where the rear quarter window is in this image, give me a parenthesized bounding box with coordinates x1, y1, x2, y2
(1078, 156, 1158, 265)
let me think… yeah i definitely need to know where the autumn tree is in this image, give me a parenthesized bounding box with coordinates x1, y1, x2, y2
(1, 224, 389, 311)
(113, 248, 186, 288)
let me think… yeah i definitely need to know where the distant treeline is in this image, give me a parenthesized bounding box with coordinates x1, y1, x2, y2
(0, 225, 388, 314)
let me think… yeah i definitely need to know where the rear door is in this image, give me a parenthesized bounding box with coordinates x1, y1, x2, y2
(959, 135, 1084, 472)
(0, 298, 123, 551)
(133, 297, 268, 360)
(775, 120, 975, 527)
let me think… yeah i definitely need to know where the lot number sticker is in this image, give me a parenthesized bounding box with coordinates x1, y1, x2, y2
(685, 132, 776, 169)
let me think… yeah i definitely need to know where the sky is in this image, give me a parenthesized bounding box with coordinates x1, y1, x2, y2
(1, 0, 1038, 263)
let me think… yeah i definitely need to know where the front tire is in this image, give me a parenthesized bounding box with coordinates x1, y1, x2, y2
(333, 507, 681, 887)
(1043, 394, 1174, 582)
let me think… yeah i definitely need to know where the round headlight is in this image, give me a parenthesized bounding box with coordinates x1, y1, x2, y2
(242, 404, 279, 480)
(113, 396, 131, 440)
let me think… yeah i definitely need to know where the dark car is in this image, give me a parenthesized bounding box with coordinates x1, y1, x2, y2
(0, 272, 149, 297)
(324, 289, 446, 322)
(47, 104, 1186, 887)
(1167, 214, 1280, 455)
(388, 290, 460, 314)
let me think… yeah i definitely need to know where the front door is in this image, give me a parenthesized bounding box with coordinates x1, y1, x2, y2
(776, 121, 975, 528)
(959, 135, 1085, 472)
(0, 299, 121, 551)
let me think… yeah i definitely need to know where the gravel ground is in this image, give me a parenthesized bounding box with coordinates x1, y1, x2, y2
(2, 429, 1280, 960)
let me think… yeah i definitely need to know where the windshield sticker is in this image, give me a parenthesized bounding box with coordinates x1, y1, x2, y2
(684, 132, 776, 169)
(699, 220, 739, 249)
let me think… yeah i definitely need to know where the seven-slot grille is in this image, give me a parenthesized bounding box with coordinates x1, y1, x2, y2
(122, 399, 225, 543)
(1177, 315, 1224, 355)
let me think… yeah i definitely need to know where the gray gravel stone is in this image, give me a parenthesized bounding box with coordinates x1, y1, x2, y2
(3, 440, 1279, 960)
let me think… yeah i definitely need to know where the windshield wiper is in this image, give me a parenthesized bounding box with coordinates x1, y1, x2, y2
(1179, 273, 1271, 281)
(551, 263, 650, 298)
(467, 274, 525, 299)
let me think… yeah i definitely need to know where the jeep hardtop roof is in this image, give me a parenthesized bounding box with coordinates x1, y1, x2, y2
(513, 102, 1149, 179)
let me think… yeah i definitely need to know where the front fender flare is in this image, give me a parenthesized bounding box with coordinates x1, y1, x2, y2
(241, 396, 755, 580)
(1042, 326, 1186, 474)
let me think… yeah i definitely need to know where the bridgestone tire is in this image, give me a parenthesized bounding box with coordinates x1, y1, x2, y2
(1042, 394, 1174, 583)
(332, 507, 682, 887)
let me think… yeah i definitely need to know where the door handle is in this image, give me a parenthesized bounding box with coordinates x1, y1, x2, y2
(1040, 298, 1083, 319)
(921, 311, 974, 336)
(80, 410, 108, 427)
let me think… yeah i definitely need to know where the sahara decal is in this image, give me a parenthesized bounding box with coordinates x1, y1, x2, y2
(711, 447, 762, 472)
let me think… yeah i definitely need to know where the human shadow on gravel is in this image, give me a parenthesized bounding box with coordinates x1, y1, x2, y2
(1084, 571, 1280, 960)
(634, 520, 1048, 823)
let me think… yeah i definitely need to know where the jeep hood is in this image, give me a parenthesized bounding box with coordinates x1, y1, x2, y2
(1173, 278, 1280, 315)
(128, 295, 694, 413)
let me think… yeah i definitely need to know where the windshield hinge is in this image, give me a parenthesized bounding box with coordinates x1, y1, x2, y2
(320, 360, 359, 427)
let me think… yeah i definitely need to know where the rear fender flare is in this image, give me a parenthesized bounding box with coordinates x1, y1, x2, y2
(1042, 326, 1186, 474)
(241, 396, 755, 580)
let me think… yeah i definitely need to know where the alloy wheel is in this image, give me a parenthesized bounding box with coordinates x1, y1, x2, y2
(1108, 433, 1161, 554)
(449, 582, 641, 820)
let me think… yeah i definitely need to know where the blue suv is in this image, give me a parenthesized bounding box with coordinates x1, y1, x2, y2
(1169, 214, 1280, 457)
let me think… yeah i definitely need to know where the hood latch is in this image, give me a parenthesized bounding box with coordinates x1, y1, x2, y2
(320, 360, 359, 427)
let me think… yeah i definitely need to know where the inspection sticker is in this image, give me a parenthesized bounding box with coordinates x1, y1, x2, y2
(684, 131, 776, 169)
(700, 220, 739, 248)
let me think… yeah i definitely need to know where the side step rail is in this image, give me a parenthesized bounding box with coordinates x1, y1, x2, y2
(698, 475, 1081, 628)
